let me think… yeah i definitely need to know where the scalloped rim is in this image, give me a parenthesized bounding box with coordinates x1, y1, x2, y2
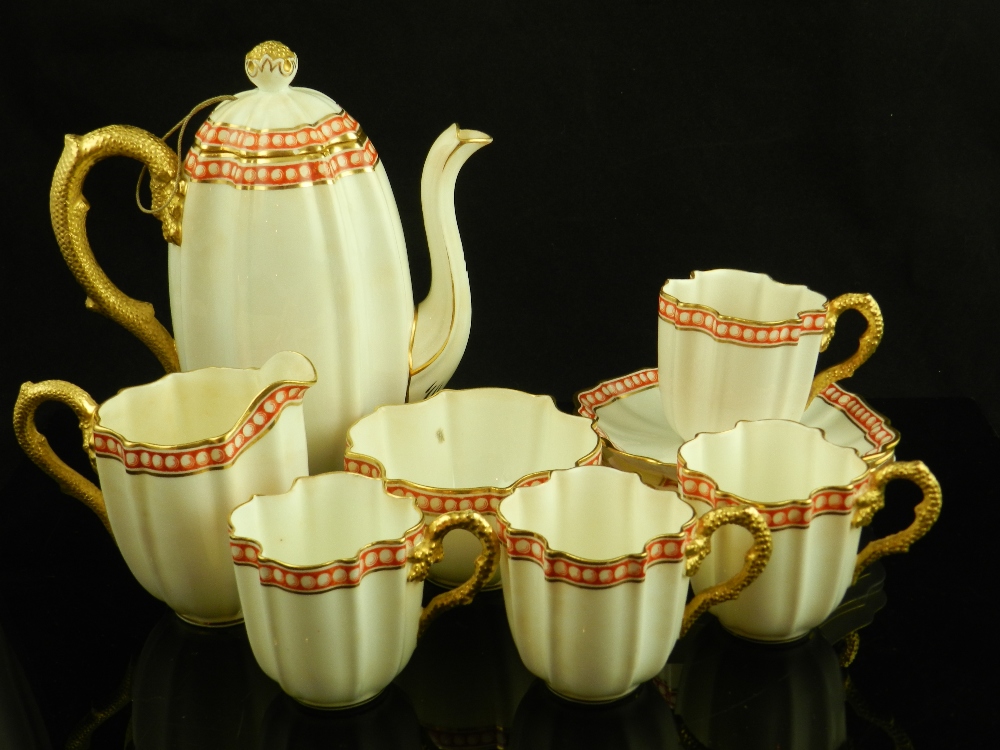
(496, 468, 696, 588)
(344, 388, 602, 514)
(228, 475, 425, 593)
(676, 420, 871, 530)
(574, 369, 899, 473)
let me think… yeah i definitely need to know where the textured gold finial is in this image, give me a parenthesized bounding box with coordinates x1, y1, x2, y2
(245, 41, 297, 80)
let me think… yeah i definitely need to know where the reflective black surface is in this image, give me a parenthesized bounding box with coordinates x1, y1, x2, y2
(0, 397, 996, 747)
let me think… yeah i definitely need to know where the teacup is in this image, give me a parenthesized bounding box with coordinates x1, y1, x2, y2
(496, 466, 772, 703)
(228, 472, 500, 709)
(658, 269, 883, 439)
(677, 419, 942, 642)
(12, 350, 316, 625)
(344, 388, 601, 588)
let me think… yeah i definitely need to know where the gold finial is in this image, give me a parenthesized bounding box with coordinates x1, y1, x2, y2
(245, 41, 298, 83)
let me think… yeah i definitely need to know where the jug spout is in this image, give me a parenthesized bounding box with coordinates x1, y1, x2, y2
(407, 125, 491, 402)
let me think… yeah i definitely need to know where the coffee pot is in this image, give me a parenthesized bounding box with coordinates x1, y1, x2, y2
(50, 40, 490, 472)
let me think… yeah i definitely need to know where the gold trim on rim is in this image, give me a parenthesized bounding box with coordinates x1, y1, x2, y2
(344, 389, 603, 506)
(93, 364, 317, 453)
(659, 270, 826, 329)
(675, 420, 871, 517)
(574, 370, 899, 483)
(228, 475, 425, 573)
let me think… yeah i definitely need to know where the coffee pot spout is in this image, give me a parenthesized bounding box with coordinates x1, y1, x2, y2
(407, 125, 491, 402)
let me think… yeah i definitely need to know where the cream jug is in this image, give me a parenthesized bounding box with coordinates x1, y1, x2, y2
(13, 351, 316, 626)
(50, 41, 490, 472)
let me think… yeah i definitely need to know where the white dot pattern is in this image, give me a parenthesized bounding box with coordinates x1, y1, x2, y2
(658, 292, 826, 347)
(185, 112, 378, 191)
(676, 462, 868, 531)
(498, 520, 690, 588)
(230, 524, 423, 594)
(92, 383, 310, 476)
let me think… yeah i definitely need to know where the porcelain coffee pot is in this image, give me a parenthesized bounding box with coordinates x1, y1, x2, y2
(50, 41, 491, 473)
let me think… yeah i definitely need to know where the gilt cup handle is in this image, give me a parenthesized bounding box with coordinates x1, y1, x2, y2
(680, 506, 773, 637)
(12, 381, 112, 537)
(852, 460, 942, 584)
(807, 293, 884, 407)
(407, 510, 500, 638)
(51, 124, 182, 373)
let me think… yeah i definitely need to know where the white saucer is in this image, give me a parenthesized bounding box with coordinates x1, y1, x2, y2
(575, 368, 899, 490)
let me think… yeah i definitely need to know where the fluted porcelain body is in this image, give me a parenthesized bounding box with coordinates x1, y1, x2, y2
(658, 270, 828, 439)
(497, 467, 699, 703)
(167, 44, 489, 473)
(230, 473, 425, 708)
(677, 420, 869, 641)
(345, 389, 601, 588)
(170, 165, 411, 474)
(93, 351, 315, 625)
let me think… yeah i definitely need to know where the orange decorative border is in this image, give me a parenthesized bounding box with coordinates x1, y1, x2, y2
(92, 384, 308, 476)
(575, 369, 897, 457)
(184, 139, 378, 189)
(575, 367, 659, 420)
(497, 519, 691, 588)
(659, 292, 825, 346)
(676, 461, 868, 530)
(343, 454, 601, 517)
(194, 112, 361, 154)
(231, 526, 424, 594)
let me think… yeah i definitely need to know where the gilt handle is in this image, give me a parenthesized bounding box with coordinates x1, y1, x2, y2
(681, 505, 772, 637)
(13, 381, 112, 537)
(852, 460, 942, 584)
(808, 293, 884, 406)
(407, 510, 500, 638)
(50, 124, 182, 373)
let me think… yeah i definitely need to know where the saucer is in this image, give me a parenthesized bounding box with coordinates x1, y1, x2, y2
(575, 368, 899, 490)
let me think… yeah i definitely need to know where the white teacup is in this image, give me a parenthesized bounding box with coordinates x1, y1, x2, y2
(496, 466, 772, 703)
(677, 419, 942, 642)
(344, 388, 601, 588)
(657, 269, 883, 439)
(13, 351, 316, 626)
(229, 472, 499, 709)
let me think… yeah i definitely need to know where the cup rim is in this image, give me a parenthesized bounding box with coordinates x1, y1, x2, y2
(344, 387, 603, 503)
(228, 472, 424, 573)
(676, 419, 871, 514)
(574, 369, 899, 474)
(496, 466, 696, 570)
(660, 269, 828, 329)
(93, 353, 317, 453)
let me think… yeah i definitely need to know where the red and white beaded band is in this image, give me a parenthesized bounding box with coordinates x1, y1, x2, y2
(659, 293, 827, 346)
(185, 139, 378, 189)
(497, 521, 692, 588)
(92, 384, 309, 477)
(576, 370, 896, 458)
(194, 112, 362, 154)
(231, 526, 425, 594)
(575, 367, 659, 421)
(344, 454, 601, 517)
(676, 463, 869, 530)
(818, 384, 897, 452)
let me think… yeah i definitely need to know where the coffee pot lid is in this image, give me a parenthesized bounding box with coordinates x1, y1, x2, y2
(184, 41, 378, 189)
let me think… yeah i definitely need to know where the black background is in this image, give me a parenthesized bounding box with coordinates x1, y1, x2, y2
(3, 0, 999, 484)
(2, 0, 1000, 746)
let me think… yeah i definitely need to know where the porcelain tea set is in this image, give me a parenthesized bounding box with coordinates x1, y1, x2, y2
(13, 42, 942, 708)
